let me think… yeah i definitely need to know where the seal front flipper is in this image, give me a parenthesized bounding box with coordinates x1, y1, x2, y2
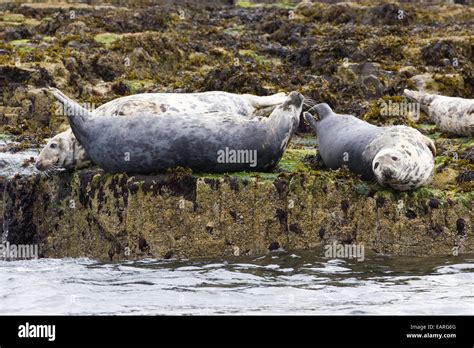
(424, 136, 436, 157)
(303, 111, 318, 130)
(304, 103, 334, 131)
(308, 103, 333, 120)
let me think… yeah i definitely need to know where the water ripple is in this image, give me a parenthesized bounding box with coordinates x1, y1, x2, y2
(0, 252, 473, 315)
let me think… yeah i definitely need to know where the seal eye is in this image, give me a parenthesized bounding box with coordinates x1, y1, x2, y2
(391, 156, 398, 161)
(50, 143, 58, 149)
(374, 162, 380, 169)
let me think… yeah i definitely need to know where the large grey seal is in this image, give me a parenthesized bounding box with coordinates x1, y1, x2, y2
(404, 89, 474, 136)
(36, 90, 288, 171)
(51, 88, 303, 173)
(304, 104, 436, 191)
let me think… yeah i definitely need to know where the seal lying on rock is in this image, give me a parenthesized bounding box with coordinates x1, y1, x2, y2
(36, 90, 287, 171)
(51, 88, 303, 174)
(304, 104, 436, 191)
(404, 89, 474, 136)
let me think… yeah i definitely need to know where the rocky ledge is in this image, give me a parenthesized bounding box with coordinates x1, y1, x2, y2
(2, 149, 472, 261)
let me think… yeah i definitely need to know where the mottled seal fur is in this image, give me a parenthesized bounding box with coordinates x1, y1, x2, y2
(404, 89, 474, 136)
(53, 88, 303, 173)
(36, 90, 287, 170)
(305, 103, 436, 191)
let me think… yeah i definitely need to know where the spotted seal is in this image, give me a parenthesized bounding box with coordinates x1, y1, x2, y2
(304, 103, 436, 191)
(404, 89, 474, 136)
(51, 88, 303, 173)
(36, 90, 287, 171)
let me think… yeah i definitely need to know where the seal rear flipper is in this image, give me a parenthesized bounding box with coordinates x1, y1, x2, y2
(245, 92, 287, 109)
(403, 89, 438, 107)
(49, 87, 92, 121)
(403, 89, 424, 101)
(48, 88, 92, 147)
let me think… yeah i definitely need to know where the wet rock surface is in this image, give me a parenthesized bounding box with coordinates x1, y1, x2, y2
(1, 167, 472, 260)
(1, 1, 473, 258)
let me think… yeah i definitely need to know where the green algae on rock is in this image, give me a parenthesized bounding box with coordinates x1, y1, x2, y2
(2, 166, 472, 261)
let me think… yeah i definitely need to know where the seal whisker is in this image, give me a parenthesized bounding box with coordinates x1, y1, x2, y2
(303, 101, 317, 107)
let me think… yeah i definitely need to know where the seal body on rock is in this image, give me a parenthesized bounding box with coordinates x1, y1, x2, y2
(304, 103, 436, 191)
(404, 89, 474, 136)
(52, 88, 303, 174)
(36, 90, 287, 170)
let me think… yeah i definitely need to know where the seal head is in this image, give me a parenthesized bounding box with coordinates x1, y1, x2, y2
(36, 129, 90, 171)
(368, 126, 436, 190)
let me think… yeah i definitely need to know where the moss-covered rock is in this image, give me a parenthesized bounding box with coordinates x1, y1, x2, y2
(2, 162, 472, 261)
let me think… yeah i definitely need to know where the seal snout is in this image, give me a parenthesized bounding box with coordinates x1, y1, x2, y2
(35, 158, 53, 171)
(374, 161, 395, 180)
(382, 167, 394, 180)
(282, 92, 304, 109)
(35, 159, 45, 171)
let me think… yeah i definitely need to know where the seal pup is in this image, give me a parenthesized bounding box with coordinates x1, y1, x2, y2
(36, 90, 288, 171)
(304, 104, 436, 191)
(404, 89, 474, 136)
(52, 88, 303, 174)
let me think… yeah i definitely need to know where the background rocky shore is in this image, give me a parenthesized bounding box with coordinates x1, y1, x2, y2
(1, 0, 472, 260)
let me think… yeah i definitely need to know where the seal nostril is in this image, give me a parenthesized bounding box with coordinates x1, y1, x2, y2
(374, 162, 380, 170)
(382, 168, 393, 179)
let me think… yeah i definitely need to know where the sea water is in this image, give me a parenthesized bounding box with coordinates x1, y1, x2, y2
(1, 251, 473, 315)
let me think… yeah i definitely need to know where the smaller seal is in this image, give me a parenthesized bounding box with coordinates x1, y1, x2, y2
(404, 89, 474, 136)
(304, 103, 436, 191)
